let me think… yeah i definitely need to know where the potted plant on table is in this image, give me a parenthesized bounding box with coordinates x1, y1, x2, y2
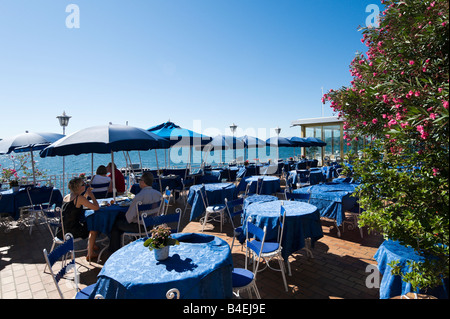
(143, 224, 179, 261)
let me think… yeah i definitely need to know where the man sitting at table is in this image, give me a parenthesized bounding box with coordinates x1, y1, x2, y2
(109, 172, 162, 253)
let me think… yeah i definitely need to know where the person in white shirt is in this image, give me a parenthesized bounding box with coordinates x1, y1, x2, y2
(90, 165, 111, 198)
(109, 171, 162, 253)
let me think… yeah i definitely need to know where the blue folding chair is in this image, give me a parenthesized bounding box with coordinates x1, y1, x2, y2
(224, 197, 244, 250)
(90, 182, 110, 199)
(232, 217, 266, 299)
(43, 233, 97, 299)
(198, 184, 226, 233)
(143, 208, 182, 236)
(249, 205, 288, 291)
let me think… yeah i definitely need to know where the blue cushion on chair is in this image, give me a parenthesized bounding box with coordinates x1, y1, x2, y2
(232, 268, 254, 288)
(250, 240, 280, 254)
(206, 204, 225, 212)
(75, 284, 96, 299)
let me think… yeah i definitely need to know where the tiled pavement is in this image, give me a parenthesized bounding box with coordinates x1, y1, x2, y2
(0, 196, 384, 300)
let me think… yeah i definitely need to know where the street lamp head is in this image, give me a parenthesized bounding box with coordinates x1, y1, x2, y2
(57, 111, 71, 127)
(229, 123, 237, 134)
(275, 126, 281, 135)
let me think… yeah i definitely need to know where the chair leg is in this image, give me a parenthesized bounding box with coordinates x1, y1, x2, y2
(277, 257, 288, 292)
(201, 212, 210, 232)
(252, 282, 261, 299)
(286, 259, 292, 276)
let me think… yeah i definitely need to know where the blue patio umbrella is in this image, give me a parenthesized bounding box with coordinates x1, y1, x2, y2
(265, 136, 295, 161)
(304, 137, 327, 146)
(265, 136, 294, 147)
(0, 131, 65, 184)
(197, 135, 246, 165)
(287, 136, 311, 147)
(238, 135, 265, 148)
(40, 124, 170, 157)
(237, 135, 265, 162)
(148, 121, 212, 167)
(147, 121, 212, 146)
(40, 124, 170, 198)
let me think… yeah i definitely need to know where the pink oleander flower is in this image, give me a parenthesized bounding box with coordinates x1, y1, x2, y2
(372, 118, 378, 124)
(429, 113, 438, 120)
(409, 60, 415, 65)
(433, 168, 439, 176)
(388, 119, 397, 126)
(443, 100, 449, 109)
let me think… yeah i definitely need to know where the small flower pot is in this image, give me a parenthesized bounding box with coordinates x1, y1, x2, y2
(154, 246, 170, 261)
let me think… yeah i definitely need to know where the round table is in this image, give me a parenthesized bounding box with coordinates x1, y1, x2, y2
(187, 183, 236, 221)
(243, 194, 278, 210)
(89, 233, 233, 299)
(374, 240, 448, 299)
(239, 176, 281, 195)
(243, 200, 323, 260)
(293, 182, 359, 226)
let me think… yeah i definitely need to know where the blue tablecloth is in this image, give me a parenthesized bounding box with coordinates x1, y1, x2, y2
(84, 200, 129, 235)
(293, 182, 359, 226)
(89, 233, 233, 299)
(187, 183, 236, 221)
(374, 240, 448, 299)
(237, 176, 281, 195)
(243, 200, 323, 260)
(243, 194, 278, 210)
(0, 187, 63, 220)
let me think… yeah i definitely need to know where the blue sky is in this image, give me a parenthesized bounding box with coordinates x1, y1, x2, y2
(0, 0, 382, 140)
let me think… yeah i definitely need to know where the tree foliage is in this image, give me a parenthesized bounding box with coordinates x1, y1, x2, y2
(324, 0, 448, 292)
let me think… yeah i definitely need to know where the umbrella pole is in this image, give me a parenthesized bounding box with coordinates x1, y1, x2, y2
(154, 149, 162, 192)
(91, 153, 94, 178)
(30, 148, 36, 185)
(138, 151, 142, 171)
(165, 149, 167, 169)
(62, 156, 66, 196)
(111, 151, 116, 201)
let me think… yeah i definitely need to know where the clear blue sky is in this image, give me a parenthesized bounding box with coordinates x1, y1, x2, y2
(0, 0, 382, 140)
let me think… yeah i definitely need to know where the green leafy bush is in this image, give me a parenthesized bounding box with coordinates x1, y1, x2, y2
(325, 0, 448, 292)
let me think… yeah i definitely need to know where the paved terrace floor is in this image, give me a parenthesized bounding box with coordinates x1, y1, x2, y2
(0, 195, 384, 300)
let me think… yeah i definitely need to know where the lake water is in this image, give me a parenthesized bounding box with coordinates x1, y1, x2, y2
(1, 146, 301, 192)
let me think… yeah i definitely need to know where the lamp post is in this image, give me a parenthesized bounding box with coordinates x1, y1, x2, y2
(275, 126, 281, 136)
(57, 111, 71, 195)
(275, 126, 281, 161)
(57, 111, 71, 135)
(230, 123, 237, 163)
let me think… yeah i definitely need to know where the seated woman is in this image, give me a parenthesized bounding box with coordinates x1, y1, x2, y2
(90, 165, 111, 198)
(57, 177, 100, 261)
